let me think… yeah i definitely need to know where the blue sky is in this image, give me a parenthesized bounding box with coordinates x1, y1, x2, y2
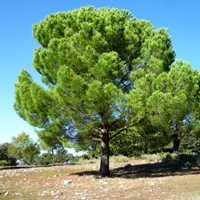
(1, 0, 200, 144)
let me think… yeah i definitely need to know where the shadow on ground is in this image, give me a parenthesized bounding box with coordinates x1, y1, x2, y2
(73, 161, 200, 179)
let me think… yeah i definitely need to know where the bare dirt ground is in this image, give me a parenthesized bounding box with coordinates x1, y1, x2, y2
(0, 160, 200, 200)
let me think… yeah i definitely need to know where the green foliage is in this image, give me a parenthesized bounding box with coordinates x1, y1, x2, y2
(15, 6, 175, 138)
(178, 154, 200, 169)
(0, 143, 10, 160)
(9, 132, 40, 165)
(0, 143, 17, 165)
(73, 155, 99, 164)
(110, 131, 143, 156)
(180, 135, 200, 153)
(141, 154, 162, 162)
(35, 152, 52, 165)
(110, 125, 173, 157)
(35, 147, 74, 165)
(110, 155, 130, 163)
(16, 6, 192, 176)
(140, 152, 200, 169)
(53, 148, 73, 163)
(73, 155, 130, 163)
(0, 160, 16, 166)
(144, 152, 200, 169)
(159, 152, 178, 162)
(130, 60, 200, 153)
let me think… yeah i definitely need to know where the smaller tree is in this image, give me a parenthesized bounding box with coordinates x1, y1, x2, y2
(9, 132, 40, 165)
(39, 132, 64, 165)
(54, 147, 73, 163)
(138, 61, 200, 152)
(0, 143, 17, 166)
(35, 152, 52, 165)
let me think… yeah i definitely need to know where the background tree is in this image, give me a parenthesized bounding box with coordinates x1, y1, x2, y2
(130, 61, 200, 153)
(14, 6, 175, 176)
(35, 152, 52, 165)
(39, 134, 73, 165)
(38, 130, 63, 165)
(0, 143, 17, 166)
(36, 147, 73, 165)
(110, 124, 169, 156)
(54, 147, 74, 163)
(9, 132, 40, 165)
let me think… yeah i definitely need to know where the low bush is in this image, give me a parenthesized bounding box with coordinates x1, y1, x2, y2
(72, 155, 99, 164)
(110, 155, 130, 163)
(72, 153, 200, 169)
(73, 155, 131, 163)
(178, 154, 200, 169)
(160, 153, 178, 162)
(0, 160, 14, 166)
(141, 154, 162, 162)
(160, 153, 200, 169)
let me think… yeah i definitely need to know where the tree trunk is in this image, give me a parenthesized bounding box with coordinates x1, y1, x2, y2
(144, 141, 148, 154)
(172, 134, 181, 153)
(51, 148, 55, 166)
(100, 130, 110, 176)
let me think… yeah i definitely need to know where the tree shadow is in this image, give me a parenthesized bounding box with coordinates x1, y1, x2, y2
(73, 161, 200, 179)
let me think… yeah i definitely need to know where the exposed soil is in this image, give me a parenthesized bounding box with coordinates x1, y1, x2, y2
(0, 160, 200, 200)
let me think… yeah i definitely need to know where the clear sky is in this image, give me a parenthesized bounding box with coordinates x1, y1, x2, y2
(1, 0, 200, 144)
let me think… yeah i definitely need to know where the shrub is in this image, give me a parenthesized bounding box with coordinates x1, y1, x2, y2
(110, 155, 130, 163)
(180, 135, 200, 154)
(141, 154, 162, 162)
(160, 153, 178, 162)
(72, 155, 99, 163)
(0, 160, 14, 166)
(35, 153, 52, 165)
(178, 154, 199, 168)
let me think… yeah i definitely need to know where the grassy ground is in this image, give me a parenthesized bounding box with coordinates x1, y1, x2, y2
(0, 159, 200, 200)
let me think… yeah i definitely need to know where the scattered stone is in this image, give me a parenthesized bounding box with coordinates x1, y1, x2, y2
(99, 179, 108, 184)
(50, 190, 63, 196)
(4, 191, 10, 196)
(63, 180, 72, 185)
(80, 197, 87, 200)
(147, 181, 155, 186)
(13, 192, 23, 196)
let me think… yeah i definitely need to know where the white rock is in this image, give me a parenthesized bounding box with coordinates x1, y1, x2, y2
(80, 197, 87, 200)
(4, 191, 10, 196)
(63, 180, 72, 185)
(99, 179, 108, 184)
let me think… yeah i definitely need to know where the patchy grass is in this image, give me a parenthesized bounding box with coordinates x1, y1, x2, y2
(0, 160, 200, 200)
(35, 166, 84, 178)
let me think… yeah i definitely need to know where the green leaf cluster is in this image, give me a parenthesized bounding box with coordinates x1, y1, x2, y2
(8, 132, 40, 165)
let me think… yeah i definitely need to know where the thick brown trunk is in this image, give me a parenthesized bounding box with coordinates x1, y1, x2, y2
(172, 134, 181, 153)
(100, 130, 110, 176)
(144, 141, 148, 154)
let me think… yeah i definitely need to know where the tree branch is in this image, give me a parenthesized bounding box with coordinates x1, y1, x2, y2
(110, 125, 129, 140)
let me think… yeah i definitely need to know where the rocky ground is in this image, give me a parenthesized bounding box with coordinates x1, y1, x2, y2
(0, 160, 200, 200)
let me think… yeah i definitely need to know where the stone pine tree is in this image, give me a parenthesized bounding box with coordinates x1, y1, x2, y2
(14, 6, 175, 176)
(146, 61, 200, 152)
(130, 60, 200, 152)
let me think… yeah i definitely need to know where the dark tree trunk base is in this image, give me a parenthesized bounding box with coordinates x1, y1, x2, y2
(172, 134, 181, 153)
(99, 130, 110, 176)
